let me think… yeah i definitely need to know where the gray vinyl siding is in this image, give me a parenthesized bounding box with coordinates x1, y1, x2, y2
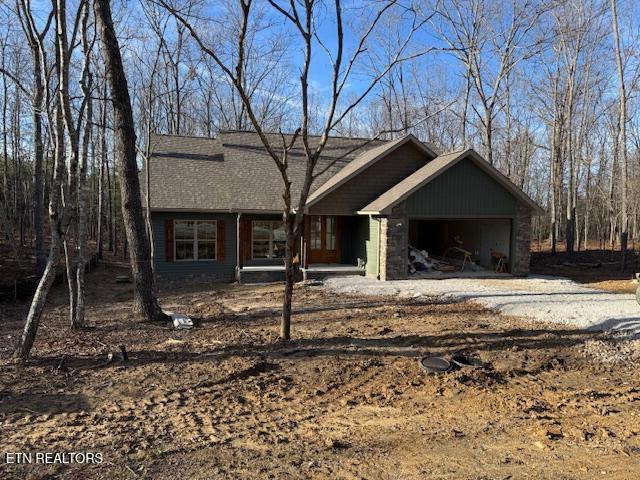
(365, 217, 379, 277)
(309, 143, 430, 215)
(152, 212, 237, 281)
(406, 158, 519, 218)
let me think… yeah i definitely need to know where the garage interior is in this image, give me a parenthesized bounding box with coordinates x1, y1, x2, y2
(408, 218, 512, 271)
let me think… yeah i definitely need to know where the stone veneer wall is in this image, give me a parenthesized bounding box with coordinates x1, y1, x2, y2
(379, 202, 409, 281)
(511, 203, 531, 275)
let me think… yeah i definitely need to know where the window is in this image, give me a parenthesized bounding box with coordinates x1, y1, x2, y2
(310, 216, 322, 249)
(325, 216, 336, 250)
(252, 221, 286, 259)
(174, 220, 216, 261)
(310, 216, 336, 251)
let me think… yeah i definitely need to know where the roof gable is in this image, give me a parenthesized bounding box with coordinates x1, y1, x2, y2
(358, 149, 544, 215)
(305, 134, 437, 210)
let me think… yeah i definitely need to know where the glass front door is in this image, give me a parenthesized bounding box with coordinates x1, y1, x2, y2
(309, 215, 339, 263)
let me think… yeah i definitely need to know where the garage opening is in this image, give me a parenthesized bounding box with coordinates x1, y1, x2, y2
(408, 219, 511, 271)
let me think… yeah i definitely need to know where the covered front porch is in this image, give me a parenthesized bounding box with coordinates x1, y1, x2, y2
(235, 213, 371, 283)
(300, 214, 373, 270)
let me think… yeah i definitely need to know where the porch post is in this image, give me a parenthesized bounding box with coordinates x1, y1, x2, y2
(236, 212, 241, 276)
(303, 215, 310, 268)
(511, 203, 531, 276)
(379, 202, 408, 280)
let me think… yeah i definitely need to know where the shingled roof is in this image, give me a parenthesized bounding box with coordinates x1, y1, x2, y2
(147, 131, 386, 213)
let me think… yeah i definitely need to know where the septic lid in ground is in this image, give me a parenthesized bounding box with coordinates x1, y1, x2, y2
(419, 356, 451, 374)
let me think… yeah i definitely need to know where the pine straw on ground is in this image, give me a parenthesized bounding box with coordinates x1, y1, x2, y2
(1, 265, 639, 479)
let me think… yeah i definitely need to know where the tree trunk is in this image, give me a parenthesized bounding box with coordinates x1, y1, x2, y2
(63, 240, 77, 325)
(94, 0, 167, 321)
(145, 152, 155, 275)
(584, 164, 591, 249)
(97, 85, 106, 259)
(281, 215, 295, 341)
(460, 63, 471, 147)
(483, 109, 493, 165)
(51, 0, 82, 328)
(565, 190, 575, 257)
(608, 138, 617, 252)
(73, 0, 93, 328)
(14, 105, 68, 360)
(15, 236, 63, 360)
(504, 76, 512, 177)
(1, 51, 8, 211)
(549, 121, 559, 256)
(565, 130, 574, 258)
(611, 0, 629, 271)
(106, 149, 114, 253)
(31, 48, 45, 275)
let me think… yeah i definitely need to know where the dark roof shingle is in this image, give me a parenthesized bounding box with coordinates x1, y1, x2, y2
(148, 131, 385, 212)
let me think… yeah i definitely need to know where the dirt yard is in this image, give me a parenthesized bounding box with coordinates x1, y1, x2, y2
(531, 248, 638, 294)
(1, 264, 640, 479)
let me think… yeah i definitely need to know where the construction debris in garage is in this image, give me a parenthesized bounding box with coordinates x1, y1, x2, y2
(408, 245, 480, 275)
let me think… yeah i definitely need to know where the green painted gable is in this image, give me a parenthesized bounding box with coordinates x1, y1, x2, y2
(406, 157, 519, 218)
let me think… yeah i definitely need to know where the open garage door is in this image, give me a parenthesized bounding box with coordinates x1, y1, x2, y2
(408, 218, 511, 270)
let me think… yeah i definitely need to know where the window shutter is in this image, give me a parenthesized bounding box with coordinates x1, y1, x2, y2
(217, 220, 225, 261)
(165, 219, 174, 262)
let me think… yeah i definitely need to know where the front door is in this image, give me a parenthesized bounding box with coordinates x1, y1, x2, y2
(309, 215, 339, 263)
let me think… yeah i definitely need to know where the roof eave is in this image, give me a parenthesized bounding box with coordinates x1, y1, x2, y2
(150, 207, 285, 214)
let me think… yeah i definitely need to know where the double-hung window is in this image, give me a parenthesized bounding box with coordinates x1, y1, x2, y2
(174, 220, 216, 260)
(252, 221, 286, 259)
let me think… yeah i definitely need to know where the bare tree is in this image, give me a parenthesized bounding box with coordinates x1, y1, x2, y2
(74, 0, 95, 327)
(158, 0, 432, 340)
(94, 0, 168, 321)
(437, 0, 546, 165)
(1, 0, 639, 361)
(610, 0, 629, 270)
(16, 0, 53, 275)
(14, 0, 78, 360)
(96, 78, 107, 259)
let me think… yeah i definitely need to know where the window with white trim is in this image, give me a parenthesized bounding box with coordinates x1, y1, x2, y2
(175, 220, 216, 260)
(252, 221, 286, 259)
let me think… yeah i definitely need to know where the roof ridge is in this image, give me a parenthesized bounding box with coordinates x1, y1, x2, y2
(151, 130, 443, 149)
(437, 147, 469, 157)
(152, 132, 218, 140)
(218, 129, 390, 142)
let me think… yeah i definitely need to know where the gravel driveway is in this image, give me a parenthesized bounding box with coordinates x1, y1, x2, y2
(323, 275, 640, 336)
